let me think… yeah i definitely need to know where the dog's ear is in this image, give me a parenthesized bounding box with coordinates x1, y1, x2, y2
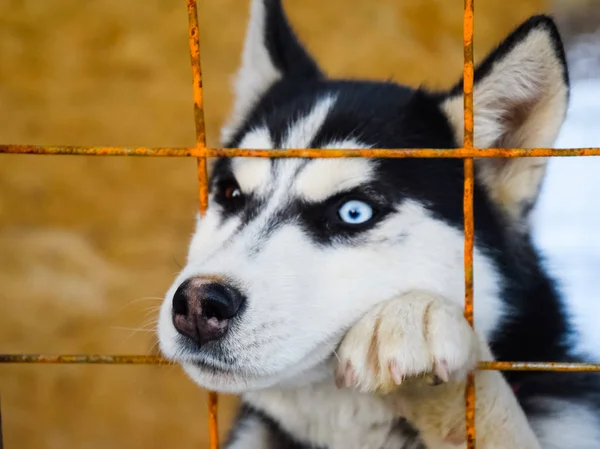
(442, 15, 569, 227)
(221, 0, 323, 145)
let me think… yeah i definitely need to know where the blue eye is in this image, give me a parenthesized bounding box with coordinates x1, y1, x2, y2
(338, 200, 374, 225)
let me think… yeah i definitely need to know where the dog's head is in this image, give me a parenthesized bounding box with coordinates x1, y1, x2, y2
(158, 0, 569, 393)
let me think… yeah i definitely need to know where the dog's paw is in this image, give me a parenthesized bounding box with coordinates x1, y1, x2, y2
(335, 291, 478, 394)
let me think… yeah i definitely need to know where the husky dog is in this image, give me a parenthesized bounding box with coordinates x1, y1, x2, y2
(157, 0, 600, 447)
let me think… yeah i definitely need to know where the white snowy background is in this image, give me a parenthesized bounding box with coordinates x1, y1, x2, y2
(531, 78, 600, 359)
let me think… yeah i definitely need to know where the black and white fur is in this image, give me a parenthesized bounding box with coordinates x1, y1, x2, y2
(158, 1, 600, 447)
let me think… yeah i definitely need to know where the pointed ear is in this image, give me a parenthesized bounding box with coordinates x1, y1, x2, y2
(221, 0, 323, 145)
(441, 15, 570, 227)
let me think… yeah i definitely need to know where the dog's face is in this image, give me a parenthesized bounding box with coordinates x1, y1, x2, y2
(158, 0, 569, 393)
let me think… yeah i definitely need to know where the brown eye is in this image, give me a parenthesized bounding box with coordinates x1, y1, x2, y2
(224, 183, 242, 199)
(221, 181, 242, 200)
(216, 179, 245, 212)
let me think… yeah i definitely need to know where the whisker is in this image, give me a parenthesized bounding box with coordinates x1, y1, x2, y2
(332, 349, 341, 363)
(172, 256, 183, 269)
(112, 316, 159, 349)
(110, 327, 156, 333)
(114, 297, 163, 315)
(143, 306, 162, 318)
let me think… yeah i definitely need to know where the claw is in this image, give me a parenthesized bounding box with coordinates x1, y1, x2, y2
(335, 366, 346, 389)
(389, 360, 404, 385)
(344, 362, 357, 388)
(445, 424, 467, 445)
(425, 360, 450, 386)
(426, 373, 444, 386)
(434, 359, 450, 383)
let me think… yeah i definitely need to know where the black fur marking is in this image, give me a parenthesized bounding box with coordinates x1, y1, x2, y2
(220, 79, 463, 252)
(224, 402, 426, 449)
(224, 403, 318, 449)
(264, 0, 322, 80)
(214, 168, 400, 251)
(210, 158, 268, 226)
(296, 182, 396, 245)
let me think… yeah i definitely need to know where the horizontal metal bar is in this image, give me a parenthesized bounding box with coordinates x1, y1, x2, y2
(2, 145, 600, 158)
(0, 354, 171, 364)
(0, 145, 194, 157)
(478, 361, 600, 372)
(207, 148, 600, 158)
(2, 355, 600, 372)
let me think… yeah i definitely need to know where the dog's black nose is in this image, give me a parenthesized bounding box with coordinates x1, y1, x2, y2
(172, 278, 245, 346)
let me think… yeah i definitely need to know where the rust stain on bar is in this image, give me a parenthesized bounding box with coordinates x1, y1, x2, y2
(463, 157, 475, 330)
(463, 158, 476, 448)
(463, 0, 474, 149)
(187, 0, 206, 149)
(478, 361, 600, 372)
(465, 371, 476, 448)
(3, 145, 600, 158)
(206, 147, 600, 158)
(198, 157, 209, 213)
(208, 392, 219, 449)
(0, 354, 171, 364)
(0, 145, 193, 156)
(463, 0, 476, 445)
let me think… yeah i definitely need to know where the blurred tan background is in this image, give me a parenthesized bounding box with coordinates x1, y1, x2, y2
(0, 0, 558, 447)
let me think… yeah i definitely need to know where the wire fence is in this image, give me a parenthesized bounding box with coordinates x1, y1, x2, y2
(1, 0, 600, 448)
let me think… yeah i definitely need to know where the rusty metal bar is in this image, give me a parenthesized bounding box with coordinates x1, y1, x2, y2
(464, 157, 476, 448)
(186, 0, 210, 217)
(186, 0, 218, 446)
(478, 361, 600, 372)
(463, 157, 474, 329)
(0, 145, 194, 156)
(2, 355, 600, 372)
(0, 354, 170, 364)
(463, 3, 474, 151)
(187, 0, 207, 151)
(3, 145, 600, 158)
(208, 392, 219, 449)
(198, 156, 210, 212)
(463, 0, 476, 445)
(207, 147, 600, 158)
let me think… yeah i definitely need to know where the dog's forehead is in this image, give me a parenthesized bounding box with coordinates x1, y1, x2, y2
(293, 159, 376, 202)
(225, 90, 378, 200)
(226, 79, 432, 149)
(228, 150, 376, 202)
(218, 79, 458, 203)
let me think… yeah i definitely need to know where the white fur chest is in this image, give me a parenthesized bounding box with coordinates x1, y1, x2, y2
(244, 380, 415, 449)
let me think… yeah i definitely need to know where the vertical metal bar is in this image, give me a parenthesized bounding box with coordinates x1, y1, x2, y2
(463, 159, 476, 449)
(186, 0, 210, 214)
(463, 0, 475, 151)
(208, 392, 219, 449)
(186, 0, 218, 448)
(187, 0, 206, 151)
(197, 156, 210, 214)
(463, 0, 476, 447)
